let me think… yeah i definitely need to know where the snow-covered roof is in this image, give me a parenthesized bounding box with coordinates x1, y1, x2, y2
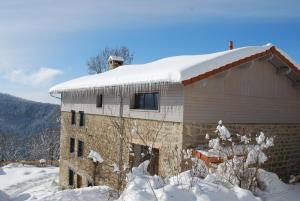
(49, 44, 300, 94)
(109, 55, 124, 62)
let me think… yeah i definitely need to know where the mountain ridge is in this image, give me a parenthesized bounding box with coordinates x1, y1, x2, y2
(0, 92, 60, 137)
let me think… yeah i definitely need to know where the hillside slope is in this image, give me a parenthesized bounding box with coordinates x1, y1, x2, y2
(0, 93, 60, 137)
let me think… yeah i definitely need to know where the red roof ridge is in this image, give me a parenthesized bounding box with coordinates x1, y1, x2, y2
(182, 46, 300, 86)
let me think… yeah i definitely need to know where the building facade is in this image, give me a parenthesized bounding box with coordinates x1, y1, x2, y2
(51, 44, 300, 189)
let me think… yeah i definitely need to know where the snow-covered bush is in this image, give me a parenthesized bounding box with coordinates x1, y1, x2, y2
(206, 121, 274, 191)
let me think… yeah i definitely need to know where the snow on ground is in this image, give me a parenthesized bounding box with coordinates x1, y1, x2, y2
(0, 163, 116, 201)
(256, 169, 300, 201)
(0, 162, 299, 201)
(40, 186, 117, 201)
(0, 163, 59, 201)
(118, 161, 261, 201)
(117, 161, 300, 201)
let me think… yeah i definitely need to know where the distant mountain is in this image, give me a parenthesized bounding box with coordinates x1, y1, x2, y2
(0, 93, 60, 137)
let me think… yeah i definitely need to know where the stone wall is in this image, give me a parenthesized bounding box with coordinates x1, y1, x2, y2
(182, 123, 300, 181)
(59, 112, 121, 189)
(60, 110, 299, 188)
(59, 111, 183, 190)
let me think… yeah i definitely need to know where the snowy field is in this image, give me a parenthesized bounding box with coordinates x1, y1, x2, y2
(0, 163, 116, 201)
(0, 163, 299, 201)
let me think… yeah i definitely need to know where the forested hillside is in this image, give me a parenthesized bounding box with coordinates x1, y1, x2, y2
(0, 93, 60, 161)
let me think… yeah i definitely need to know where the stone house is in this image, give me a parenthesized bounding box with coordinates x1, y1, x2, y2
(49, 43, 300, 189)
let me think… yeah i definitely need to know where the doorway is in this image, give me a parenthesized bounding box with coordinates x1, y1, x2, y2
(77, 174, 82, 188)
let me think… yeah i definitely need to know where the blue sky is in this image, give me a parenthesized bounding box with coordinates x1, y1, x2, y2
(0, 0, 300, 103)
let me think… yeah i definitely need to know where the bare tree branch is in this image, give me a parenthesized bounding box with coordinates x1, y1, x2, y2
(87, 46, 134, 74)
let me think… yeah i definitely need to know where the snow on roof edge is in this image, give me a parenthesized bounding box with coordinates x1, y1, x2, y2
(49, 44, 299, 94)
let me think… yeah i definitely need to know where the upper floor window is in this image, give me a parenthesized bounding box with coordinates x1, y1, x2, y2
(70, 138, 75, 153)
(133, 92, 159, 110)
(96, 94, 103, 108)
(71, 110, 76, 125)
(79, 111, 85, 127)
(77, 140, 84, 157)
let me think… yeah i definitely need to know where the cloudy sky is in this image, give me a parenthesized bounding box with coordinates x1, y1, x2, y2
(1, 0, 300, 103)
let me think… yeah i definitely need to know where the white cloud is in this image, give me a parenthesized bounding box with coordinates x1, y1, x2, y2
(31, 68, 63, 84)
(6, 67, 63, 85)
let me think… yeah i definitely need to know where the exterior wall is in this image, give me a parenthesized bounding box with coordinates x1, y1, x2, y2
(59, 111, 183, 189)
(58, 58, 300, 188)
(183, 60, 300, 124)
(61, 84, 184, 123)
(182, 123, 300, 181)
(59, 112, 121, 189)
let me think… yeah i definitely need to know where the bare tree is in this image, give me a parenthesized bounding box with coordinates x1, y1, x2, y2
(29, 127, 60, 162)
(0, 132, 22, 161)
(87, 46, 134, 74)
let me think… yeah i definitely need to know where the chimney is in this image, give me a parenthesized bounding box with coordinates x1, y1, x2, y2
(229, 41, 234, 50)
(108, 56, 124, 70)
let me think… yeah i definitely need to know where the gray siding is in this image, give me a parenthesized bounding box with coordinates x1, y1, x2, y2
(183, 60, 300, 124)
(61, 84, 184, 122)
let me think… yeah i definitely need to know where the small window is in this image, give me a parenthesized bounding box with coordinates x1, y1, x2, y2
(68, 169, 74, 186)
(78, 140, 84, 157)
(133, 92, 159, 110)
(71, 110, 76, 125)
(70, 138, 75, 153)
(79, 111, 85, 127)
(96, 94, 103, 108)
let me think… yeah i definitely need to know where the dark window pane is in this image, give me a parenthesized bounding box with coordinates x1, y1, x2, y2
(134, 92, 159, 110)
(144, 93, 154, 109)
(79, 111, 84, 127)
(135, 94, 144, 109)
(70, 138, 75, 153)
(69, 169, 74, 186)
(96, 94, 102, 108)
(78, 140, 84, 157)
(71, 110, 76, 125)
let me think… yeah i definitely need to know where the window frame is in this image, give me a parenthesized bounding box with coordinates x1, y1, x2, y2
(79, 111, 85, 127)
(132, 92, 159, 111)
(77, 140, 84, 157)
(70, 138, 75, 154)
(71, 110, 76, 125)
(96, 94, 103, 108)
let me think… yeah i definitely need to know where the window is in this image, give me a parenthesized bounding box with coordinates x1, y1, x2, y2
(77, 140, 84, 157)
(70, 138, 75, 153)
(96, 94, 103, 108)
(79, 111, 85, 127)
(71, 110, 76, 125)
(133, 92, 159, 110)
(68, 169, 74, 186)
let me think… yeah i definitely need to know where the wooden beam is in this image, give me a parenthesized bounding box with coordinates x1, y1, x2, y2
(258, 54, 273, 62)
(277, 66, 291, 75)
(238, 60, 254, 69)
